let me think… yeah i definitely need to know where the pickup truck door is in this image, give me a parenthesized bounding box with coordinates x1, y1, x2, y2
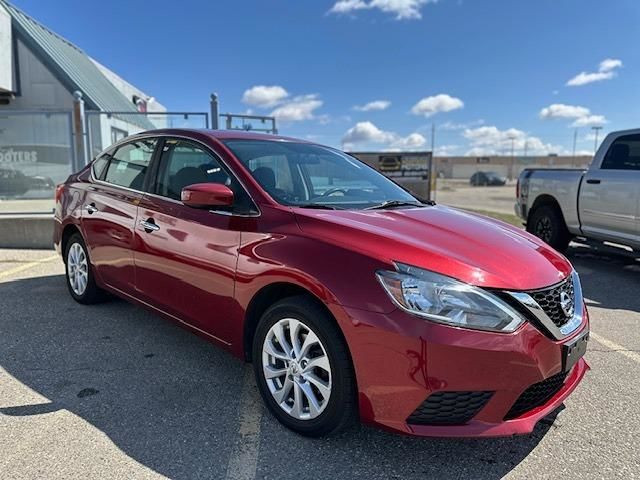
(579, 133, 640, 244)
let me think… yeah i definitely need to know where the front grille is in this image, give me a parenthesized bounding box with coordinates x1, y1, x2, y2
(529, 276, 574, 328)
(504, 371, 568, 420)
(407, 391, 493, 426)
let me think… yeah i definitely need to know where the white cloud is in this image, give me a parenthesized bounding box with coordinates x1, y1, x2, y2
(341, 121, 426, 150)
(438, 119, 484, 130)
(342, 121, 395, 147)
(463, 126, 560, 156)
(566, 58, 623, 87)
(270, 94, 323, 122)
(329, 0, 436, 20)
(571, 115, 607, 127)
(242, 85, 289, 107)
(353, 100, 391, 111)
(434, 144, 460, 156)
(539, 103, 590, 119)
(411, 94, 464, 117)
(599, 58, 623, 72)
(389, 132, 427, 149)
(540, 103, 607, 127)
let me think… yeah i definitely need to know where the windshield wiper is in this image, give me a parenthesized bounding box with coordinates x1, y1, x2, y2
(294, 203, 343, 210)
(365, 200, 433, 210)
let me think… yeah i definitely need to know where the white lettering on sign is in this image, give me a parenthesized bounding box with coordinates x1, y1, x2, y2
(0, 149, 39, 163)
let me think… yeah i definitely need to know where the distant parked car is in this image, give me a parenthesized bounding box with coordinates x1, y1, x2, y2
(0, 168, 55, 197)
(470, 171, 506, 186)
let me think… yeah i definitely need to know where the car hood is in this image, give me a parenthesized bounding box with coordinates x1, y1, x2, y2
(293, 205, 572, 291)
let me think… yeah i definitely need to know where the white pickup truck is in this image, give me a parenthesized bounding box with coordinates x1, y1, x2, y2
(516, 128, 640, 252)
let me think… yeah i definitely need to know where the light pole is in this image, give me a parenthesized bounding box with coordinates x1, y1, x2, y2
(572, 129, 578, 167)
(508, 135, 516, 181)
(592, 126, 603, 154)
(429, 123, 436, 201)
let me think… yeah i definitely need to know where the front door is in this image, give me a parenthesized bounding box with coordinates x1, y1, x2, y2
(81, 138, 157, 292)
(134, 138, 257, 343)
(580, 133, 640, 244)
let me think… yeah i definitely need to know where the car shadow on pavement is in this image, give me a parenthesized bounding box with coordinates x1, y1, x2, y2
(567, 247, 640, 313)
(0, 274, 558, 480)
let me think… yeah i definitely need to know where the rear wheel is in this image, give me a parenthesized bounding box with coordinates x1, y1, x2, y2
(64, 233, 106, 304)
(527, 205, 571, 252)
(252, 296, 357, 437)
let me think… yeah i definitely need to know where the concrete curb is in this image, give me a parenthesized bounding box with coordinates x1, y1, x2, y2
(0, 215, 54, 249)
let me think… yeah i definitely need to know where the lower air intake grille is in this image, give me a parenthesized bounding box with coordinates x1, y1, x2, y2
(407, 391, 493, 426)
(505, 371, 568, 420)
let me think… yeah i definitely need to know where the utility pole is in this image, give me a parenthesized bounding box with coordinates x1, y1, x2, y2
(508, 135, 516, 181)
(429, 123, 436, 201)
(523, 140, 528, 158)
(592, 126, 602, 154)
(572, 129, 578, 166)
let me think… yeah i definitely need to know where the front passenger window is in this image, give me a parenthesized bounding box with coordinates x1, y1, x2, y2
(156, 140, 256, 214)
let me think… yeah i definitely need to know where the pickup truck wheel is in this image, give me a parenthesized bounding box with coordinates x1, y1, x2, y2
(527, 205, 570, 252)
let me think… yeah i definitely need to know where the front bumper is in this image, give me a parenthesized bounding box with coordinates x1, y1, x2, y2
(334, 303, 589, 437)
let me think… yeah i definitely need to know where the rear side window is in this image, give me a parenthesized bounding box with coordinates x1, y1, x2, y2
(103, 139, 157, 190)
(601, 134, 640, 170)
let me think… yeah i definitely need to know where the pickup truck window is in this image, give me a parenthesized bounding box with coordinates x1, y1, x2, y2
(601, 134, 640, 170)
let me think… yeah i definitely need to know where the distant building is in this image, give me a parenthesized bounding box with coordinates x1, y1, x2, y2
(435, 155, 593, 180)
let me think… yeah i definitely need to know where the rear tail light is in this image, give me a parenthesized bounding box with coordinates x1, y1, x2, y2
(55, 184, 64, 204)
(516, 178, 520, 198)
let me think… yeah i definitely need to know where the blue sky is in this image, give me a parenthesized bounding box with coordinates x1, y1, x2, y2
(13, 0, 640, 155)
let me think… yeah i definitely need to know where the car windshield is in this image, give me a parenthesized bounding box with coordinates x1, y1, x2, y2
(223, 140, 420, 209)
(485, 172, 501, 179)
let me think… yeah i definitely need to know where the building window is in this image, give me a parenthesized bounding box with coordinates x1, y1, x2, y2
(111, 127, 128, 145)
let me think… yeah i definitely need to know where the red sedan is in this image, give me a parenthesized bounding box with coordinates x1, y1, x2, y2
(54, 129, 589, 437)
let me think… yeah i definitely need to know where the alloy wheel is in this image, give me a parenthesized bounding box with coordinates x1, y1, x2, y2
(67, 242, 88, 296)
(261, 318, 332, 420)
(535, 216, 553, 243)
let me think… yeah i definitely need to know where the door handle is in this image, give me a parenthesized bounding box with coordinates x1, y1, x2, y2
(139, 219, 160, 233)
(85, 203, 98, 214)
(586, 179, 601, 185)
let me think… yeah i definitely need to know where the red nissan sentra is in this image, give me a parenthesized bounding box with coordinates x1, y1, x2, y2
(54, 129, 589, 437)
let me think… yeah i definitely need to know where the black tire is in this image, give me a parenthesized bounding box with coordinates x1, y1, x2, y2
(252, 295, 357, 437)
(527, 205, 571, 252)
(64, 232, 106, 304)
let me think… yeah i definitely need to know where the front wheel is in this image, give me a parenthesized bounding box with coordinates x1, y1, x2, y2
(527, 205, 571, 252)
(252, 296, 357, 437)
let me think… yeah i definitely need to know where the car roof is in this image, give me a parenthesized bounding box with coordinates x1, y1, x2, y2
(133, 128, 311, 144)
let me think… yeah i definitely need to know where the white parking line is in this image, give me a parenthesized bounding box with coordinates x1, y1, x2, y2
(590, 331, 640, 364)
(225, 365, 263, 480)
(0, 255, 58, 280)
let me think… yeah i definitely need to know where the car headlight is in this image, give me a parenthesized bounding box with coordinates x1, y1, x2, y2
(376, 263, 524, 332)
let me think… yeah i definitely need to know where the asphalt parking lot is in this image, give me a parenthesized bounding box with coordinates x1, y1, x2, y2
(1, 247, 639, 480)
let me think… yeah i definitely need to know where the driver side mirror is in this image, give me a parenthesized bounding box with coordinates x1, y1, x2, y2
(181, 183, 234, 209)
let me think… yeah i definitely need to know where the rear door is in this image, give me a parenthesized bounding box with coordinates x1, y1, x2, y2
(81, 137, 158, 292)
(134, 138, 257, 343)
(579, 133, 640, 244)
